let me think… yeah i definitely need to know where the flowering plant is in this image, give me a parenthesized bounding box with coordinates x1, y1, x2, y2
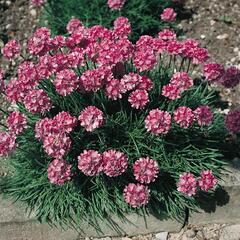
(0, 16, 239, 229)
(44, 0, 183, 42)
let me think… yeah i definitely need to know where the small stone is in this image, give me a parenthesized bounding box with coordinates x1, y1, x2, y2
(200, 34, 206, 39)
(30, 9, 37, 18)
(216, 34, 229, 40)
(220, 225, 240, 240)
(234, 47, 239, 53)
(185, 229, 196, 238)
(6, 0, 11, 6)
(210, 20, 216, 26)
(5, 23, 12, 30)
(155, 232, 168, 240)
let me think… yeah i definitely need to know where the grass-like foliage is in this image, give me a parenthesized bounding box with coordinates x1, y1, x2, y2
(43, 0, 182, 41)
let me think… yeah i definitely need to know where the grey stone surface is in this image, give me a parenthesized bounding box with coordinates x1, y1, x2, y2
(0, 221, 79, 240)
(189, 186, 240, 225)
(0, 195, 34, 223)
(0, 214, 182, 239)
(219, 225, 240, 240)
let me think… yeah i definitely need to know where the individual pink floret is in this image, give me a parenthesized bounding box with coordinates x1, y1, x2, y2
(198, 170, 218, 192)
(103, 149, 128, 177)
(145, 109, 171, 135)
(133, 157, 159, 184)
(78, 150, 103, 176)
(177, 172, 197, 197)
(123, 183, 150, 208)
(47, 159, 72, 185)
(79, 106, 104, 132)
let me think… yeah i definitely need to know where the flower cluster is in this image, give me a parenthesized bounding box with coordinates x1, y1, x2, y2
(178, 170, 218, 196)
(7, 111, 27, 135)
(30, 0, 45, 7)
(0, 132, 16, 157)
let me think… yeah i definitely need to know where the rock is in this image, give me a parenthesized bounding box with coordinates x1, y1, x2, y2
(216, 34, 229, 40)
(29, 9, 37, 18)
(185, 229, 196, 238)
(5, 0, 11, 6)
(200, 34, 206, 39)
(220, 225, 240, 240)
(155, 232, 168, 240)
(5, 23, 12, 30)
(234, 47, 239, 53)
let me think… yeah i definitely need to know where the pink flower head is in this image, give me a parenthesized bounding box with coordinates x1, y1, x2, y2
(123, 183, 149, 208)
(7, 111, 27, 135)
(67, 47, 85, 68)
(158, 29, 176, 41)
(120, 73, 141, 92)
(54, 69, 79, 96)
(192, 47, 209, 65)
(54, 111, 77, 133)
(218, 66, 240, 88)
(28, 27, 51, 56)
(47, 159, 72, 185)
(166, 40, 183, 55)
(198, 170, 218, 192)
(2, 40, 21, 59)
(161, 8, 177, 22)
(170, 72, 193, 92)
(134, 48, 157, 72)
(23, 89, 52, 114)
(162, 84, 181, 100)
(138, 76, 154, 91)
(128, 89, 149, 109)
(203, 63, 225, 82)
(49, 35, 66, 50)
(105, 78, 125, 100)
(0, 132, 16, 157)
(78, 150, 103, 176)
(43, 133, 71, 159)
(145, 109, 171, 135)
(136, 35, 155, 51)
(36, 55, 53, 79)
(80, 67, 109, 92)
(31, 0, 45, 6)
(177, 172, 197, 197)
(225, 109, 240, 133)
(133, 157, 159, 184)
(35, 117, 61, 141)
(113, 17, 131, 38)
(194, 106, 213, 127)
(79, 106, 104, 132)
(181, 39, 199, 58)
(174, 106, 194, 129)
(66, 18, 83, 34)
(103, 150, 128, 177)
(107, 0, 126, 10)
